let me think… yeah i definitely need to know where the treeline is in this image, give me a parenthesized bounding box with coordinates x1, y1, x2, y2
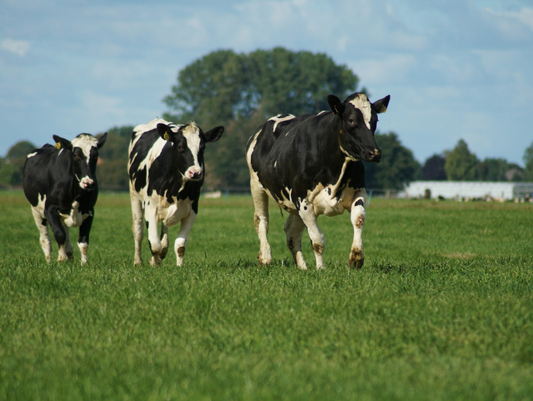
(1, 48, 533, 190)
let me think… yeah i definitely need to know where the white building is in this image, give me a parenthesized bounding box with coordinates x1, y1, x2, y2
(403, 181, 533, 200)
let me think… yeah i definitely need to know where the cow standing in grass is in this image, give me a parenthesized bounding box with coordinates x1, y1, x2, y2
(23, 133, 107, 264)
(128, 118, 224, 266)
(246, 92, 390, 270)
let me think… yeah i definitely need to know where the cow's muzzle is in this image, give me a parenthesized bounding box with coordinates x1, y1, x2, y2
(366, 148, 381, 163)
(77, 175, 96, 190)
(186, 168, 203, 181)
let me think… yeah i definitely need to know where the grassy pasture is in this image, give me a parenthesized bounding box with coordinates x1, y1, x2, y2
(0, 190, 532, 400)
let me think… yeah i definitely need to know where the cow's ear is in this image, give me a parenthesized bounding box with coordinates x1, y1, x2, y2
(204, 126, 224, 143)
(52, 135, 72, 151)
(327, 95, 345, 116)
(157, 123, 174, 141)
(372, 95, 390, 114)
(97, 132, 108, 149)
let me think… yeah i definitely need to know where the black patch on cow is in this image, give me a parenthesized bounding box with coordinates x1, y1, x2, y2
(146, 221, 149, 229)
(354, 199, 364, 207)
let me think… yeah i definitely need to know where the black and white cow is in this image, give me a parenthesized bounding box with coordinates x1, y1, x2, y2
(23, 133, 107, 264)
(246, 92, 390, 270)
(128, 118, 224, 266)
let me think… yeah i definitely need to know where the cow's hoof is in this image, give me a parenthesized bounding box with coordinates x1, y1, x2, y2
(257, 253, 272, 266)
(349, 249, 364, 269)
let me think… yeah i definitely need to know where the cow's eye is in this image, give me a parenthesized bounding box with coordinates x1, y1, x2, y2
(178, 145, 185, 153)
(348, 119, 355, 126)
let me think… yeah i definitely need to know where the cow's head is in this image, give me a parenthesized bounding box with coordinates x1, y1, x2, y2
(53, 133, 107, 190)
(156, 122, 224, 181)
(328, 93, 390, 163)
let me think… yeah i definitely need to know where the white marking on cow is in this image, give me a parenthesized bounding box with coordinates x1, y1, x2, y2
(269, 114, 295, 132)
(180, 123, 203, 180)
(27, 152, 37, 158)
(317, 110, 328, 116)
(349, 93, 372, 129)
(59, 201, 85, 227)
(340, 146, 360, 162)
(72, 134, 98, 160)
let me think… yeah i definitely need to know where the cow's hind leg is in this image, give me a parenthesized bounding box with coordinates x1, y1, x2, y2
(46, 208, 69, 262)
(299, 202, 325, 270)
(251, 184, 272, 265)
(349, 191, 367, 269)
(131, 195, 144, 265)
(284, 213, 307, 270)
(31, 207, 52, 262)
(174, 211, 197, 267)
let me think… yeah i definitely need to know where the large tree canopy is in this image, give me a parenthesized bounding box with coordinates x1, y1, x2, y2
(163, 47, 360, 128)
(163, 47, 361, 189)
(444, 139, 479, 181)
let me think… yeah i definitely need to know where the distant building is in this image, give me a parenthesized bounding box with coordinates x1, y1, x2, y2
(403, 181, 533, 200)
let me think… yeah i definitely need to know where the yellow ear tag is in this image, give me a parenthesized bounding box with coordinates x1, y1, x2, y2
(339, 129, 344, 134)
(163, 132, 170, 141)
(54, 142, 62, 150)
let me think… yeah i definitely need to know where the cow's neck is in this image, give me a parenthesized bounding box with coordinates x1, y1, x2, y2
(321, 119, 356, 201)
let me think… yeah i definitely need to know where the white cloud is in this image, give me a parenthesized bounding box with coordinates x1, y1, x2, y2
(1, 39, 30, 56)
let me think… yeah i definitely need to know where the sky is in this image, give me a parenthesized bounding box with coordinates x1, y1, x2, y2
(1, 0, 532, 166)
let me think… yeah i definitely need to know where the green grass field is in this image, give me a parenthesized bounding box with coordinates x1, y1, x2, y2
(1, 190, 532, 400)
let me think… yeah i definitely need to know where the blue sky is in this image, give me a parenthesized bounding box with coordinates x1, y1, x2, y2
(1, 0, 532, 166)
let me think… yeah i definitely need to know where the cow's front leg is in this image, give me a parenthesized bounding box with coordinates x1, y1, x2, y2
(174, 211, 197, 267)
(284, 213, 307, 270)
(251, 184, 272, 265)
(63, 225, 74, 261)
(160, 223, 169, 261)
(349, 191, 367, 269)
(299, 202, 325, 270)
(78, 211, 94, 265)
(146, 205, 162, 266)
(31, 206, 52, 262)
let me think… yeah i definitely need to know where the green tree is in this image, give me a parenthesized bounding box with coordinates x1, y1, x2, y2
(444, 139, 478, 181)
(95, 127, 133, 190)
(364, 132, 420, 190)
(6, 141, 36, 159)
(163, 47, 360, 188)
(523, 140, 533, 182)
(422, 154, 447, 180)
(477, 158, 509, 181)
(0, 140, 37, 187)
